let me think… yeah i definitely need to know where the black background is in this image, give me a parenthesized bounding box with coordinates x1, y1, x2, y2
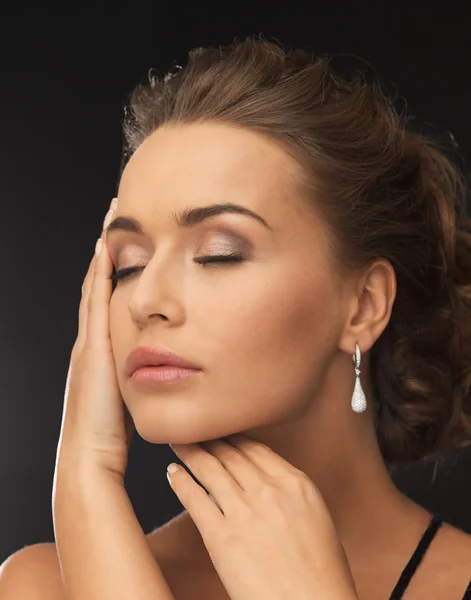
(1, 3, 471, 564)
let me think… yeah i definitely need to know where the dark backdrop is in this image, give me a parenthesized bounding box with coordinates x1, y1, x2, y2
(1, 3, 471, 564)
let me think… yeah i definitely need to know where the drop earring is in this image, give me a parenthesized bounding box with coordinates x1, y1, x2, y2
(351, 342, 367, 413)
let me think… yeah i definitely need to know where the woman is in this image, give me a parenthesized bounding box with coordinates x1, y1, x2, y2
(2, 36, 471, 599)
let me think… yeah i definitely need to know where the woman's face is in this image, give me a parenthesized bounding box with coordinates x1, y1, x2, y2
(108, 122, 349, 444)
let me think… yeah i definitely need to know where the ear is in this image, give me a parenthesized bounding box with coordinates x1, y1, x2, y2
(338, 259, 397, 356)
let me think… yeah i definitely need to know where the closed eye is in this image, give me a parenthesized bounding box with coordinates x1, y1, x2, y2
(108, 253, 245, 285)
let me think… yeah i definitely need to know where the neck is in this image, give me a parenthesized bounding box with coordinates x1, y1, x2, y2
(171, 349, 432, 568)
(243, 349, 432, 560)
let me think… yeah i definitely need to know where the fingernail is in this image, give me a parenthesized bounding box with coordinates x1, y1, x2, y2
(95, 238, 103, 256)
(111, 197, 118, 211)
(103, 209, 113, 230)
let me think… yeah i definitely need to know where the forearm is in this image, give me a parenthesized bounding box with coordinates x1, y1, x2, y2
(52, 465, 175, 600)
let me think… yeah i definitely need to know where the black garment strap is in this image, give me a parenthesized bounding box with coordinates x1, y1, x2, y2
(389, 513, 443, 600)
(463, 578, 471, 599)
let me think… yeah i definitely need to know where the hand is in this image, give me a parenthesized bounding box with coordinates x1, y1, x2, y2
(51, 202, 174, 599)
(167, 434, 359, 600)
(53, 197, 134, 486)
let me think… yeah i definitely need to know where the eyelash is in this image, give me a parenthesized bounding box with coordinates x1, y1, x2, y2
(108, 253, 245, 284)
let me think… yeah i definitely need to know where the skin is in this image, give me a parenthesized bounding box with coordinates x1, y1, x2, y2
(106, 122, 471, 598)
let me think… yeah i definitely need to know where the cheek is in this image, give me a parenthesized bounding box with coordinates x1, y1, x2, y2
(204, 266, 341, 421)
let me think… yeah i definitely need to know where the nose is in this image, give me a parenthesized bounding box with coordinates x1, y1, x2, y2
(126, 257, 186, 329)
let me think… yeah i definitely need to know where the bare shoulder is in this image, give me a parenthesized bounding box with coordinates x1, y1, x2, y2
(0, 543, 64, 599)
(411, 522, 471, 597)
(437, 521, 471, 563)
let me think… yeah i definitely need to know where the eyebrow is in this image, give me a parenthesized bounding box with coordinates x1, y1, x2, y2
(105, 202, 273, 241)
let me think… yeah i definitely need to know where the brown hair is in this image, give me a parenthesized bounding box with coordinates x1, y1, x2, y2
(119, 36, 471, 465)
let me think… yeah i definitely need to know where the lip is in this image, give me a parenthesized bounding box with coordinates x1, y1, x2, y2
(125, 345, 202, 377)
(130, 365, 200, 386)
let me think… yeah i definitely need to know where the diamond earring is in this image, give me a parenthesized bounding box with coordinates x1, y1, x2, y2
(351, 343, 367, 413)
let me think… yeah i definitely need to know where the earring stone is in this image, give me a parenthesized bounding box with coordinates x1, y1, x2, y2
(351, 343, 367, 413)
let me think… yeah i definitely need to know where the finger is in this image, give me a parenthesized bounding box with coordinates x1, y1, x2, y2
(166, 462, 226, 540)
(75, 198, 117, 357)
(74, 254, 97, 357)
(199, 438, 265, 492)
(81, 253, 96, 298)
(85, 199, 117, 352)
(226, 434, 302, 479)
(86, 233, 113, 353)
(170, 443, 244, 516)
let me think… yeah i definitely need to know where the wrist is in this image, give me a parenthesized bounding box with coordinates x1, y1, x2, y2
(53, 457, 125, 513)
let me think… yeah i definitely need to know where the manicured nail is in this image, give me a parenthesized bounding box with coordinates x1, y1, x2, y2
(111, 197, 118, 211)
(103, 209, 113, 230)
(167, 463, 179, 474)
(95, 238, 103, 256)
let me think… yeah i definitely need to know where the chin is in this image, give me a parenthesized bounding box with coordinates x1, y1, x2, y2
(125, 388, 279, 445)
(131, 408, 249, 446)
(129, 412, 203, 446)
